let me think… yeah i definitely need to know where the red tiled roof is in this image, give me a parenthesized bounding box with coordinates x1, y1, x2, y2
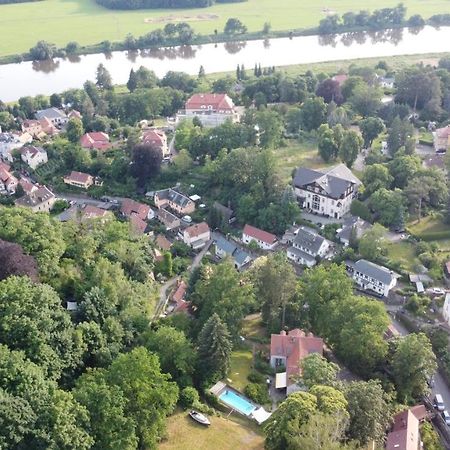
(129, 213, 147, 234)
(270, 329, 323, 386)
(185, 222, 210, 239)
(243, 224, 277, 245)
(410, 404, 427, 421)
(185, 93, 234, 111)
(80, 132, 110, 150)
(436, 125, 450, 138)
(156, 234, 172, 251)
(332, 74, 348, 85)
(386, 409, 419, 450)
(121, 198, 150, 221)
(0, 162, 11, 172)
(142, 129, 165, 147)
(19, 178, 36, 194)
(83, 205, 108, 220)
(64, 171, 92, 184)
(172, 280, 187, 303)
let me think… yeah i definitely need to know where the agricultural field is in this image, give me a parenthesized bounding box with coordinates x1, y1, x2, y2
(159, 408, 264, 450)
(1, 0, 450, 57)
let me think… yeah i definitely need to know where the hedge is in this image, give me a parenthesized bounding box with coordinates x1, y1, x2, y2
(414, 230, 450, 241)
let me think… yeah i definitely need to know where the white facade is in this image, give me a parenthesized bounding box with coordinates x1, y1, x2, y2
(286, 227, 330, 267)
(352, 263, 397, 297)
(296, 187, 354, 219)
(443, 294, 450, 325)
(242, 233, 276, 250)
(21, 147, 48, 170)
(183, 229, 210, 247)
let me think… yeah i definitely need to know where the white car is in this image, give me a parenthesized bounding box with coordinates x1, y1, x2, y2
(442, 410, 450, 426)
(432, 288, 445, 296)
(182, 215, 193, 223)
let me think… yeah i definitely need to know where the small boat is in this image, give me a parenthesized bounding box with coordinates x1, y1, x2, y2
(189, 410, 211, 426)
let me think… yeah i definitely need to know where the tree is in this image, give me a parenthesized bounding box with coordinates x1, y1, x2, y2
(224, 18, 247, 35)
(369, 188, 406, 227)
(344, 380, 392, 445)
(197, 313, 233, 383)
(127, 69, 138, 92)
(309, 385, 348, 415)
(130, 143, 163, 187)
(339, 130, 363, 168)
(0, 276, 79, 379)
(299, 353, 339, 389)
(66, 41, 80, 54)
(362, 163, 393, 196)
(349, 83, 382, 117)
(192, 259, 254, 340)
(142, 326, 196, 387)
(350, 199, 372, 222)
(250, 252, 297, 332)
(29, 40, 57, 60)
(358, 224, 387, 261)
(316, 79, 343, 104)
(66, 117, 84, 143)
(96, 63, 113, 90)
(0, 239, 38, 281)
(318, 124, 339, 162)
(300, 97, 327, 131)
(264, 391, 317, 450)
(405, 176, 430, 222)
(73, 369, 138, 450)
(198, 65, 205, 78)
(388, 154, 421, 189)
(359, 117, 384, 148)
(179, 386, 200, 408)
(106, 347, 178, 450)
(387, 116, 415, 156)
(391, 333, 437, 402)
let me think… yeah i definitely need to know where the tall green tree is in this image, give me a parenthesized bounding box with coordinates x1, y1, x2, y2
(300, 97, 327, 131)
(318, 123, 339, 162)
(359, 117, 384, 148)
(96, 63, 113, 90)
(391, 333, 437, 402)
(298, 353, 339, 389)
(197, 313, 232, 383)
(358, 224, 387, 261)
(362, 163, 393, 196)
(339, 130, 363, 168)
(66, 117, 84, 143)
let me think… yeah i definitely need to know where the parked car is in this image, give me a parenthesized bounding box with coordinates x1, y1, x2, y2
(432, 288, 445, 296)
(435, 394, 445, 411)
(442, 410, 450, 426)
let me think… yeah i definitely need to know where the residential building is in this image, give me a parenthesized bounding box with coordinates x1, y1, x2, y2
(167, 280, 191, 315)
(176, 93, 240, 127)
(63, 171, 94, 189)
(155, 234, 172, 251)
(331, 74, 348, 86)
(154, 188, 195, 215)
(378, 76, 395, 89)
(39, 118, 58, 136)
(0, 162, 18, 194)
(433, 125, 450, 153)
(120, 198, 151, 221)
(348, 259, 398, 297)
(443, 293, 450, 326)
(293, 164, 361, 219)
(242, 224, 277, 250)
(286, 226, 330, 267)
(183, 221, 211, 249)
(21, 119, 44, 138)
(80, 132, 111, 151)
(0, 132, 32, 162)
(129, 214, 148, 235)
(385, 408, 421, 450)
(68, 110, 82, 120)
(35, 107, 68, 126)
(214, 235, 252, 270)
(156, 208, 181, 230)
(19, 177, 37, 195)
(270, 329, 323, 395)
(20, 146, 48, 170)
(337, 216, 372, 246)
(15, 186, 55, 212)
(142, 129, 169, 156)
(82, 205, 112, 221)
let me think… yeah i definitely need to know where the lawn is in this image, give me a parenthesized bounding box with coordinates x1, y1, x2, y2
(386, 241, 418, 272)
(273, 139, 332, 183)
(408, 215, 448, 236)
(1, 0, 450, 57)
(159, 408, 264, 450)
(227, 349, 253, 391)
(242, 313, 267, 342)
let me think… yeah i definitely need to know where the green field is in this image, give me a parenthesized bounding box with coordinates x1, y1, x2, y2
(1, 0, 450, 57)
(159, 408, 264, 450)
(227, 349, 253, 391)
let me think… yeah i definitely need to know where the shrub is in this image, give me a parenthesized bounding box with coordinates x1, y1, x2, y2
(247, 371, 266, 384)
(244, 383, 270, 404)
(254, 358, 274, 375)
(179, 386, 200, 408)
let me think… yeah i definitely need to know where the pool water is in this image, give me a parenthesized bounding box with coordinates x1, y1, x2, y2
(219, 390, 256, 415)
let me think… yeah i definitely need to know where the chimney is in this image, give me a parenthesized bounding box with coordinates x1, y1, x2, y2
(280, 330, 286, 336)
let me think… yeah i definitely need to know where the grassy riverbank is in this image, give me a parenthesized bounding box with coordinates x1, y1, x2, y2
(0, 0, 449, 58)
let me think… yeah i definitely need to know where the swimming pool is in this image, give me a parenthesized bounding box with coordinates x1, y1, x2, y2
(219, 389, 256, 416)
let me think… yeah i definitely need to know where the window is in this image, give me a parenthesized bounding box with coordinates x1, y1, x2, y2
(312, 194, 320, 210)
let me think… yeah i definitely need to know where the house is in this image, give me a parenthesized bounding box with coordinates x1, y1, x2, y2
(129, 214, 148, 235)
(0, 132, 32, 162)
(154, 188, 195, 215)
(142, 129, 169, 156)
(0, 162, 18, 194)
(385, 408, 421, 450)
(214, 235, 252, 270)
(167, 280, 191, 315)
(19, 177, 37, 195)
(80, 132, 111, 151)
(212, 201, 235, 224)
(443, 293, 450, 326)
(20, 146, 48, 170)
(331, 74, 348, 86)
(433, 125, 450, 153)
(155, 234, 172, 251)
(378, 76, 395, 89)
(15, 186, 55, 213)
(21, 119, 44, 138)
(293, 164, 361, 219)
(39, 117, 58, 136)
(348, 259, 398, 297)
(68, 110, 82, 120)
(270, 329, 323, 395)
(82, 205, 111, 221)
(120, 198, 151, 221)
(242, 224, 277, 250)
(183, 221, 211, 249)
(63, 171, 94, 189)
(35, 107, 68, 126)
(156, 208, 181, 230)
(286, 226, 330, 267)
(337, 216, 372, 246)
(176, 93, 240, 127)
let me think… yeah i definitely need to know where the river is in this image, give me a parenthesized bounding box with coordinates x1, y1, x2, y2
(0, 25, 450, 102)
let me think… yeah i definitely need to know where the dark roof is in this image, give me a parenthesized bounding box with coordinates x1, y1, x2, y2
(293, 226, 326, 255)
(337, 216, 372, 243)
(15, 186, 54, 207)
(156, 188, 191, 208)
(288, 246, 316, 264)
(293, 164, 361, 200)
(354, 259, 395, 285)
(214, 235, 251, 266)
(35, 107, 67, 120)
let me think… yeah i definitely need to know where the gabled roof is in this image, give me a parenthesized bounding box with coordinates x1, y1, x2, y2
(21, 145, 46, 159)
(15, 186, 54, 207)
(142, 129, 166, 147)
(386, 409, 419, 450)
(35, 107, 67, 120)
(155, 234, 172, 251)
(83, 205, 109, 220)
(185, 93, 234, 111)
(120, 198, 150, 221)
(80, 132, 110, 150)
(436, 125, 450, 139)
(157, 208, 180, 227)
(243, 224, 277, 245)
(64, 171, 93, 184)
(293, 226, 326, 255)
(156, 188, 192, 209)
(215, 235, 251, 266)
(129, 214, 148, 235)
(185, 222, 210, 239)
(213, 202, 234, 221)
(354, 259, 396, 285)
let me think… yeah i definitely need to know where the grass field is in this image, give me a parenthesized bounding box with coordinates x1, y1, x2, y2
(386, 241, 419, 272)
(1, 0, 450, 57)
(408, 215, 448, 236)
(227, 349, 253, 391)
(159, 408, 264, 450)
